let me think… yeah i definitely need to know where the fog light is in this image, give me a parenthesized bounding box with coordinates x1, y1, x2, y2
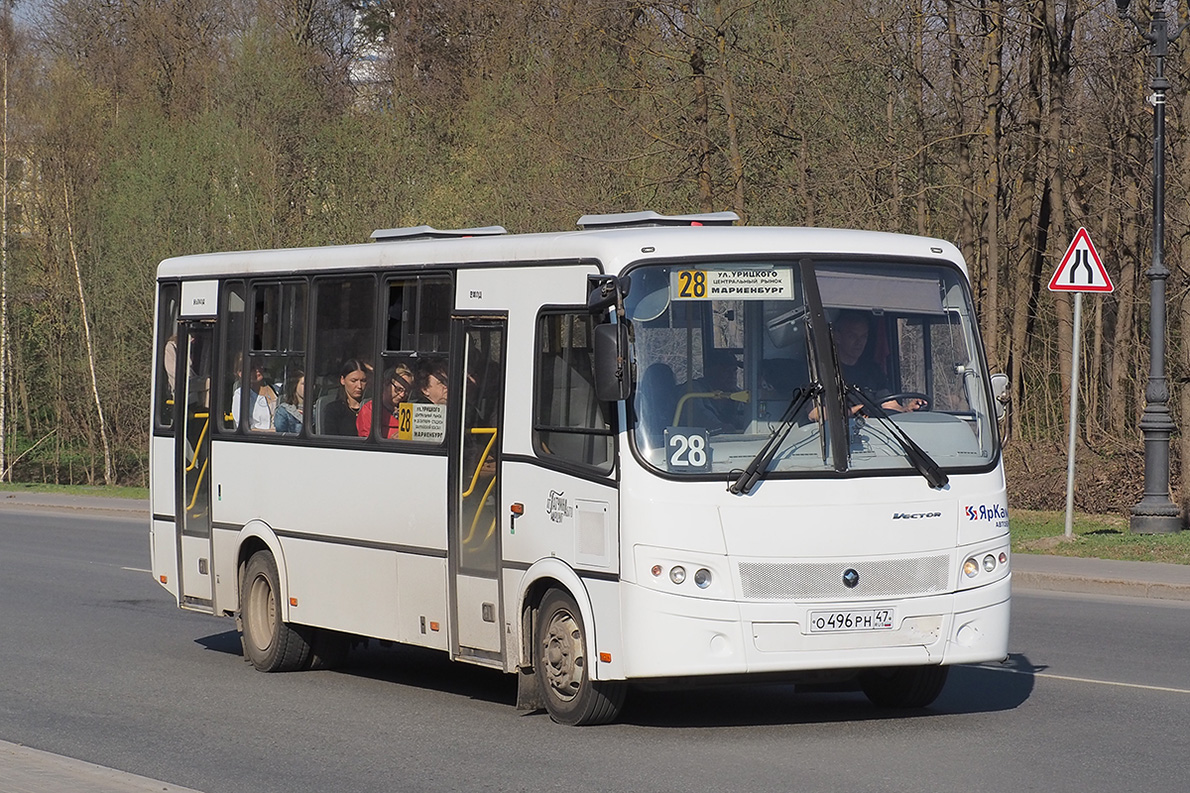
(963, 558, 979, 578)
(983, 554, 997, 572)
(694, 568, 712, 589)
(670, 566, 686, 584)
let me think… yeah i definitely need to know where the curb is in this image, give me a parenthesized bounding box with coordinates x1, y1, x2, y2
(1011, 554, 1190, 602)
(0, 741, 203, 793)
(1012, 571, 1190, 601)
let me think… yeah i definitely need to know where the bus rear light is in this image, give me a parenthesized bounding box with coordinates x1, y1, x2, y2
(669, 566, 686, 584)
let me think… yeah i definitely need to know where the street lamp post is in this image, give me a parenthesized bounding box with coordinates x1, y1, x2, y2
(1117, 0, 1184, 533)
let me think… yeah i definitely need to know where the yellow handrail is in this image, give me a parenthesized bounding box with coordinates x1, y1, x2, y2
(462, 474, 500, 546)
(185, 413, 210, 473)
(461, 427, 497, 498)
(460, 427, 499, 547)
(186, 457, 209, 512)
(672, 390, 750, 425)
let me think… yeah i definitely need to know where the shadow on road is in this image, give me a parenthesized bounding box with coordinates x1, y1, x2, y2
(619, 655, 1036, 727)
(195, 630, 243, 655)
(192, 628, 1039, 727)
(932, 653, 1037, 714)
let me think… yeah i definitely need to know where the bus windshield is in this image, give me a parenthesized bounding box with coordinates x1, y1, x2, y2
(625, 259, 998, 480)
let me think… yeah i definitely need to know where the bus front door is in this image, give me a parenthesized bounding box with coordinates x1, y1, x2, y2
(449, 316, 507, 663)
(174, 322, 215, 613)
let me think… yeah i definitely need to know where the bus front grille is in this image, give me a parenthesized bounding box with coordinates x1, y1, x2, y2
(738, 555, 950, 600)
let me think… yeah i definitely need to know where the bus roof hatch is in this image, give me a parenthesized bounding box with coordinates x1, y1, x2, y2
(370, 225, 508, 242)
(576, 210, 740, 230)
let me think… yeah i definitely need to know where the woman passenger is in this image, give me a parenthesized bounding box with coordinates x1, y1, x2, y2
(322, 358, 369, 435)
(416, 358, 449, 405)
(274, 370, 305, 434)
(357, 363, 413, 438)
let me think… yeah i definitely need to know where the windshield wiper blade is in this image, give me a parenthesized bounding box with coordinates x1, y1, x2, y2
(846, 386, 949, 489)
(728, 384, 821, 496)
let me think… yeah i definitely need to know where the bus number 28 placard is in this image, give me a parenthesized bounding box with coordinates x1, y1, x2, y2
(664, 427, 711, 473)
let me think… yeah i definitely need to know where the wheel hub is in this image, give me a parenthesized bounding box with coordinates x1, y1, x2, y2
(542, 609, 584, 702)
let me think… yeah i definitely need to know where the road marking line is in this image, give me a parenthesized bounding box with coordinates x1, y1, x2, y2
(976, 664, 1190, 695)
(122, 566, 151, 573)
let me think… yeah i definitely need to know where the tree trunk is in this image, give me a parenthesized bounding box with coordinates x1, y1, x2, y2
(62, 182, 115, 485)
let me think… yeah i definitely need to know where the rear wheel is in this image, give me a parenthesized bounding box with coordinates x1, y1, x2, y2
(240, 550, 311, 672)
(860, 666, 949, 708)
(534, 589, 625, 725)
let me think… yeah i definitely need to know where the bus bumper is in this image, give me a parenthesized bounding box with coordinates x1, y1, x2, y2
(617, 574, 1011, 679)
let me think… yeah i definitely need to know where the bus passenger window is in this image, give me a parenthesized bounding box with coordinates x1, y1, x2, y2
(218, 282, 246, 433)
(155, 283, 180, 430)
(311, 276, 376, 438)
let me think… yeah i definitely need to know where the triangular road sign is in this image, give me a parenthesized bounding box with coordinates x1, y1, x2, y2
(1049, 227, 1114, 293)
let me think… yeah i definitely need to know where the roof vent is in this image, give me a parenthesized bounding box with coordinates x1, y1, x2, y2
(576, 211, 740, 230)
(371, 225, 508, 242)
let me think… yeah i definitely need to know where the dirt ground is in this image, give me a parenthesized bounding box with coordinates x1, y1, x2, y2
(1003, 440, 1175, 515)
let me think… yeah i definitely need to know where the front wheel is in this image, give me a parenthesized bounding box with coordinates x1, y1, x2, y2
(240, 550, 311, 672)
(534, 589, 625, 725)
(860, 666, 949, 708)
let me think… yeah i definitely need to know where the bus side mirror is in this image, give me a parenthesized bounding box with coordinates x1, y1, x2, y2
(989, 373, 1009, 420)
(593, 322, 631, 402)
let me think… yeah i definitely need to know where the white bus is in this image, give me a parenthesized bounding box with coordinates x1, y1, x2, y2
(150, 211, 1011, 725)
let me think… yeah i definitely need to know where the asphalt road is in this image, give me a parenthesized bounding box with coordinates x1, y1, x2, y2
(1, 507, 1188, 793)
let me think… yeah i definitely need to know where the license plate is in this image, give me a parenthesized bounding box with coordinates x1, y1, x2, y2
(808, 608, 895, 633)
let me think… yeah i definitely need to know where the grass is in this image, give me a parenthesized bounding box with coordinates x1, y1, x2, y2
(1012, 509, 1190, 565)
(0, 482, 149, 500)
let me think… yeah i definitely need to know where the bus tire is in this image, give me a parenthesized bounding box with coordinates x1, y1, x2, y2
(860, 665, 949, 709)
(534, 588, 625, 726)
(240, 550, 311, 672)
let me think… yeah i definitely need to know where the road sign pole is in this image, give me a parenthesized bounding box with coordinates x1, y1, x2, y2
(1063, 292, 1083, 539)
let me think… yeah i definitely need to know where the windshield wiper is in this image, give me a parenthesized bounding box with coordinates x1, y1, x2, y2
(846, 385, 949, 489)
(728, 384, 821, 496)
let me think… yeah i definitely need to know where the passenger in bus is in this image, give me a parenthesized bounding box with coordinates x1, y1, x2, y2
(416, 358, 449, 405)
(683, 348, 746, 432)
(163, 334, 178, 398)
(231, 355, 279, 431)
(274, 370, 305, 434)
(356, 363, 413, 438)
(320, 358, 369, 435)
(808, 311, 926, 420)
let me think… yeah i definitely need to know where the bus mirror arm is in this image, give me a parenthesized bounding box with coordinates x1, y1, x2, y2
(587, 274, 630, 314)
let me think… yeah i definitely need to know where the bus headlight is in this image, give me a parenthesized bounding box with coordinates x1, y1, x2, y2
(669, 566, 686, 584)
(963, 558, 980, 578)
(694, 568, 712, 589)
(982, 554, 997, 573)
